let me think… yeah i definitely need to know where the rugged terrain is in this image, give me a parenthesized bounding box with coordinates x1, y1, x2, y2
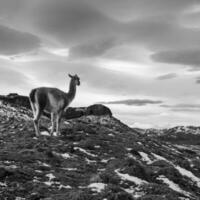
(0, 94, 200, 200)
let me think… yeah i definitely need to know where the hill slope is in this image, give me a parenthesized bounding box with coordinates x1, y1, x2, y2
(0, 98, 200, 199)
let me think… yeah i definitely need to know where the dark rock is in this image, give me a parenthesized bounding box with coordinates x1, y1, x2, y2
(86, 104, 112, 116)
(0, 93, 31, 109)
(65, 107, 86, 119)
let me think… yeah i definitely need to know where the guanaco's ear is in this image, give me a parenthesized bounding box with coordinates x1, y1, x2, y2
(68, 74, 73, 78)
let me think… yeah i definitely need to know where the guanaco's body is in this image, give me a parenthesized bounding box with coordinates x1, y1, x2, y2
(29, 74, 80, 136)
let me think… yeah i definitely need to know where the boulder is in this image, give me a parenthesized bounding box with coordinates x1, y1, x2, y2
(86, 104, 112, 116)
(63, 107, 86, 119)
(0, 93, 30, 109)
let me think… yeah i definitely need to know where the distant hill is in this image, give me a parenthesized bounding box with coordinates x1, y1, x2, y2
(142, 126, 200, 145)
(0, 94, 200, 199)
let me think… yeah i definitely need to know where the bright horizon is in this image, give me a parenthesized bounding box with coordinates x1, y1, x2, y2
(1, 0, 200, 128)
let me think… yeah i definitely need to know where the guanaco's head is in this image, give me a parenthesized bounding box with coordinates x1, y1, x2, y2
(68, 74, 80, 86)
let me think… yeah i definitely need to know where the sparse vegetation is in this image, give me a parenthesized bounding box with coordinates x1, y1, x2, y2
(0, 96, 200, 199)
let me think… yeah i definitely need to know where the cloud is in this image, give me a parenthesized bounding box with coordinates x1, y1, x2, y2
(161, 103, 200, 112)
(196, 77, 200, 84)
(156, 73, 177, 80)
(85, 0, 198, 21)
(151, 49, 200, 70)
(0, 25, 40, 55)
(69, 37, 118, 58)
(29, 0, 119, 46)
(98, 99, 163, 106)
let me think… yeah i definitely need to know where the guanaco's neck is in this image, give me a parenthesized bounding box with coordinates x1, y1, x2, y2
(67, 79, 76, 101)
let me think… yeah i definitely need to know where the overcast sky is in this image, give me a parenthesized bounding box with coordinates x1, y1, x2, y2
(1, 0, 200, 128)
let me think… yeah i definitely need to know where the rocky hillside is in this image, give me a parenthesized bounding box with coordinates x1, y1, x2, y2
(143, 126, 200, 145)
(0, 95, 200, 199)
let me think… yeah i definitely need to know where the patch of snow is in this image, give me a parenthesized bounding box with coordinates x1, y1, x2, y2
(124, 186, 145, 198)
(175, 165, 200, 187)
(152, 153, 168, 161)
(46, 173, 56, 181)
(127, 153, 135, 159)
(101, 159, 109, 163)
(38, 162, 50, 167)
(157, 175, 191, 197)
(88, 183, 106, 193)
(44, 181, 53, 186)
(52, 132, 58, 137)
(59, 184, 72, 190)
(53, 151, 75, 159)
(62, 168, 77, 171)
(59, 152, 72, 159)
(15, 197, 26, 200)
(95, 145, 100, 148)
(33, 177, 40, 183)
(115, 169, 148, 185)
(40, 131, 50, 136)
(0, 182, 7, 187)
(126, 148, 132, 151)
(74, 147, 97, 157)
(85, 158, 96, 164)
(152, 153, 200, 188)
(101, 157, 115, 163)
(3, 160, 12, 164)
(73, 142, 79, 145)
(35, 170, 42, 173)
(139, 152, 152, 164)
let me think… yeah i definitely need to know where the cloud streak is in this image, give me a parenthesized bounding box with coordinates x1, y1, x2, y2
(152, 49, 200, 70)
(98, 99, 163, 106)
(161, 104, 200, 112)
(156, 73, 177, 80)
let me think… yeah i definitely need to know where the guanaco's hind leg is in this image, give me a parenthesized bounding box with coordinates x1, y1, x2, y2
(50, 113, 55, 136)
(33, 104, 42, 137)
(56, 112, 62, 136)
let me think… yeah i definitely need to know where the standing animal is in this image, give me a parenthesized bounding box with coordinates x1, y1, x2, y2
(29, 74, 80, 137)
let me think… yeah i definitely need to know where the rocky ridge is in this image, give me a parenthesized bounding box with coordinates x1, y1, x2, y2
(0, 95, 200, 199)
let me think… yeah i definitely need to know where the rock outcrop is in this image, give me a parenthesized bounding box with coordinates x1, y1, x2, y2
(0, 93, 112, 120)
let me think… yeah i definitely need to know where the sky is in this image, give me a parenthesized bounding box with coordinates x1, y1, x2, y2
(1, 0, 200, 128)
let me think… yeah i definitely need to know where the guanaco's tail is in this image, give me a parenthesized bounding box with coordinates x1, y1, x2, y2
(29, 89, 36, 103)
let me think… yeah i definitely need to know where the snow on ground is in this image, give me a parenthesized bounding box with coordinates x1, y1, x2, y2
(46, 173, 56, 181)
(101, 157, 115, 163)
(53, 151, 73, 159)
(175, 165, 200, 188)
(40, 131, 59, 137)
(62, 168, 77, 171)
(85, 158, 97, 164)
(0, 182, 7, 187)
(152, 153, 200, 188)
(139, 152, 152, 164)
(74, 147, 97, 157)
(101, 159, 109, 163)
(152, 153, 168, 162)
(40, 131, 50, 136)
(115, 169, 148, 185)
(38, 161, 50, 167)
(58, 184, 72, 190)
(157, 175, 191, 197)
(88, 183, 107, 193)
(123, 186, 145, 198)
